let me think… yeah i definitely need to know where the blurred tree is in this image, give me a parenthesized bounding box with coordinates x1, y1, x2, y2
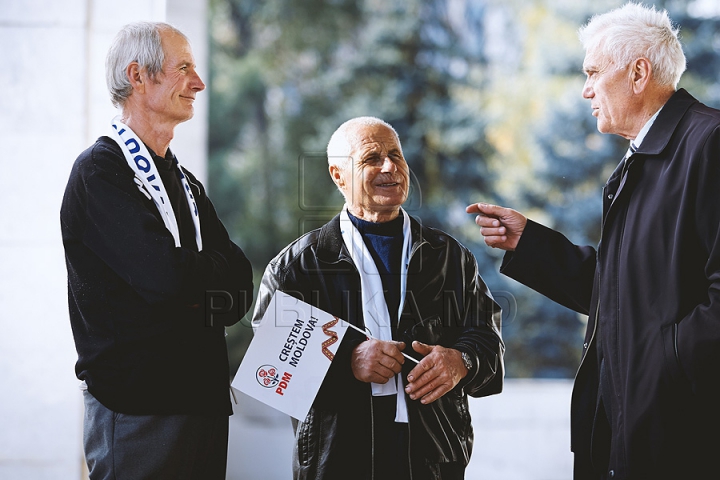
(209, 0, 506, 371)
(208, 0, 720, 377)
(209, 0, 497, 246)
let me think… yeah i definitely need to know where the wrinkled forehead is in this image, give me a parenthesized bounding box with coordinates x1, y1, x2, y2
(160, 29, 194, 62)
(583, 44, 613, 72)
(350, 124, 402, 153)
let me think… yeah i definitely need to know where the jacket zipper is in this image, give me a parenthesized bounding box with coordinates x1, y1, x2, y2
(370, 395, 375, 480)
(405, 240, 423, 480)
(346, 233, 426, 480)
(407, 392, 413, 480)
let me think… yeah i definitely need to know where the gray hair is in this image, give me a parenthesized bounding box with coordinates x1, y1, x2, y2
(578, 2, 686, 89)
(105, 22, 188, 108)
(326, 116, 403, 169)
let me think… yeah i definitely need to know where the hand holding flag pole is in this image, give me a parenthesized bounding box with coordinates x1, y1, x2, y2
(341, 321, 419, 364)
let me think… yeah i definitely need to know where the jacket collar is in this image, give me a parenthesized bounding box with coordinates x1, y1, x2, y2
(601, 89, 698, 221)
(316, 214, 347, 264)
(635, 88, 698, 156)
(315, 212, 433, 264)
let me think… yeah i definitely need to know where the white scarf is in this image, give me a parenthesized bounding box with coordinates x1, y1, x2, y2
(109, 117, 202, 251)
(340, 206, 412, 423)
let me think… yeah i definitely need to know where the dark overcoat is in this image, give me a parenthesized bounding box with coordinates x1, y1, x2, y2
(502, 89, 720, 479)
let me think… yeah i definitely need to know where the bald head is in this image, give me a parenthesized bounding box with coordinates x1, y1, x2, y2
(327, 117, 409, 223)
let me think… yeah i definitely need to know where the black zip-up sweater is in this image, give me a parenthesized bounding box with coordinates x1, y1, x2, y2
(61, 136, 253, 415)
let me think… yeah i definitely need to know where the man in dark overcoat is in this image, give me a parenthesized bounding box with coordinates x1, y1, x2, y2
(468, 3, 720, 479)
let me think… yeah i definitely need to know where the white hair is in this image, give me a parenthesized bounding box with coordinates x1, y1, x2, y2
(105, 22, 188, 108)
(326, 116, 403, 169)
(578, 2, 686, 88)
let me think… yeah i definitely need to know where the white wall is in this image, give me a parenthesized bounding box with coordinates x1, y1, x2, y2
(167, 0, 209, 183)
(0, 1, 207, 478)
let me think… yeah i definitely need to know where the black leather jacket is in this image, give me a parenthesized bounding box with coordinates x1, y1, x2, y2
(253, 213, 504, 480)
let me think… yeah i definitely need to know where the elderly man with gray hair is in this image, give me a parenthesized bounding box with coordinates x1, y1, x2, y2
(253, 116, 504, 480)
(469, 3, 720, 479)
(61, 22, 253, 479)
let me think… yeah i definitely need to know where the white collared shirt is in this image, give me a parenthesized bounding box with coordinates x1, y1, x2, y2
(631, 107, 663, 152)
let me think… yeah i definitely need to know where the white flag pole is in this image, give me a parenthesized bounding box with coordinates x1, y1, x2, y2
(342, 321, 420, 364)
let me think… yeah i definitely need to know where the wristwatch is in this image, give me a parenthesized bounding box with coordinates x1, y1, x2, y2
(460, 351, 473, 372)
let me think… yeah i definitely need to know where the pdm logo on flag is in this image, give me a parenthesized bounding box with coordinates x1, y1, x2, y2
(256, 365, 280, 388)
(231, 291, 349, 420)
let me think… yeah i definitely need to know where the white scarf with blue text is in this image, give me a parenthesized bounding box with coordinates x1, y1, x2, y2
(108, 117, 202, 251)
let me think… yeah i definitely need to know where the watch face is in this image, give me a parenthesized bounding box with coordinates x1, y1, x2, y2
(461, 352, 472, 370)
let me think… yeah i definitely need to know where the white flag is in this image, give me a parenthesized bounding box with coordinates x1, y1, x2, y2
(232, 291, 349, 420)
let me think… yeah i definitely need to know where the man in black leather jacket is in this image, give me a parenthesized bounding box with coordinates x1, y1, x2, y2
(252, 116, 504, 480)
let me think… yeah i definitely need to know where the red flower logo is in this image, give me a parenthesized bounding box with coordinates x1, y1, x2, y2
(256, 365, 280, 388)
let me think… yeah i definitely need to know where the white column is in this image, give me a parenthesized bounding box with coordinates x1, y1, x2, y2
(167, 0, 209, 184)
(0, 1, 207, 479)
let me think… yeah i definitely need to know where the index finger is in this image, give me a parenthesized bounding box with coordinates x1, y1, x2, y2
(466, 202, 502, 216)
(407, 357, 433, 381)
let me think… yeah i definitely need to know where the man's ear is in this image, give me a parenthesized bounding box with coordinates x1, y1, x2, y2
(631, 57, 652, 94)
(126, 62, 145, 93)
(329, 164, 345, 190)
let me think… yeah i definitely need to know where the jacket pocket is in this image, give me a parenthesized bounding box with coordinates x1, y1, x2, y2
(660, 322, 684, 386)
(401, 315, 451, 348)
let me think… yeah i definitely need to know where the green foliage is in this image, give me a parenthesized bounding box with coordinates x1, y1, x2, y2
(209, 0, 720, 377)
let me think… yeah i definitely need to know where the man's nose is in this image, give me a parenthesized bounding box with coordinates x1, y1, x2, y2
(380, 156, 397, 173)
(191, 70, 206, 92)
(582, 80, 593, 99)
